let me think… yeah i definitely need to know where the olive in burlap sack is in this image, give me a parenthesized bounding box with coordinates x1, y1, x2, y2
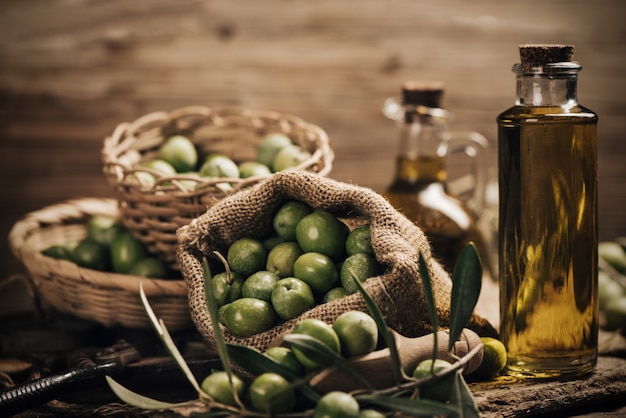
(176, 171, 497, 352)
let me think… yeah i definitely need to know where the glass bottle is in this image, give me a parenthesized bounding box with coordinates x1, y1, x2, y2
(382, 81, 493, 277)
(498, 44, 598, 378)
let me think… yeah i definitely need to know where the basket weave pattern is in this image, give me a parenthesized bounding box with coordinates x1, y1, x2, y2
(8, 198, 191, 330)
(102, 106, 333, 268)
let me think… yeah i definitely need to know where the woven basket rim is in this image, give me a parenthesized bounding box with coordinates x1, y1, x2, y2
(101, 105, 334, 197)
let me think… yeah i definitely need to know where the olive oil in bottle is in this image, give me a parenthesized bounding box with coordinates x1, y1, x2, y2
(498, 45, 598, 378)
(383, 81, 492, 276)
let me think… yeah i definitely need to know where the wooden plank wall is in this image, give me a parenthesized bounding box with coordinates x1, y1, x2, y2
(1, 0, 624, 278)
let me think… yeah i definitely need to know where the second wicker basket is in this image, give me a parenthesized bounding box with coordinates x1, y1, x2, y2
(102, 105, 334, 268)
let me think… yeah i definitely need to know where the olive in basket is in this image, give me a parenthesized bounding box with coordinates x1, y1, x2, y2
(41, 215, 176, 280)
(135, 132, 312, 189)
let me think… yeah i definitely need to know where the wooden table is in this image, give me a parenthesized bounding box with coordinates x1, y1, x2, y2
(473, 339, 626, 417)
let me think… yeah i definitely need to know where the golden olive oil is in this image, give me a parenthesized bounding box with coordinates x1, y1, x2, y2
(498, 107, 598, 378)
(384, 154, 490, 274)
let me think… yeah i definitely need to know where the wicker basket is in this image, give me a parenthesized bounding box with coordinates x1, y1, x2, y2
(102, 106, 334, 269)
(8, 198, 192, 330)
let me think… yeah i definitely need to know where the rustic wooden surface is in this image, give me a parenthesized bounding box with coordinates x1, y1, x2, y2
(472, 343, 626, 417)
(1, 0, 625, 281)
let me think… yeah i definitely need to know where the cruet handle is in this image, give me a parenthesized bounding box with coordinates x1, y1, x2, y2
(444, 130, 489, 218)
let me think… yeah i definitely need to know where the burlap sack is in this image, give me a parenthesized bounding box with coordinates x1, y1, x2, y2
(176, 171, 497, 352)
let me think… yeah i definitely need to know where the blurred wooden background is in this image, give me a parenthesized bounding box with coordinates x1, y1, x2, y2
(1, 0, 625, 280)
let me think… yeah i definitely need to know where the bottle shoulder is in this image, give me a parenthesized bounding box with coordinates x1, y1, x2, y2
(497, 104, 598, 123)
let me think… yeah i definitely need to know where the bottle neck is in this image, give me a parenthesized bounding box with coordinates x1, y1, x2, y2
(395, 112, 448, 184)
(514, 62, 580, 108)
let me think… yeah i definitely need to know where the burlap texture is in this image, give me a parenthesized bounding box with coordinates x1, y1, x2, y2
(176, 171, 497, 352)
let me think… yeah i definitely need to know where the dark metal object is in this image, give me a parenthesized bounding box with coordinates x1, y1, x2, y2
(0, 313, 222, 415)
(0, 340, 140, 417)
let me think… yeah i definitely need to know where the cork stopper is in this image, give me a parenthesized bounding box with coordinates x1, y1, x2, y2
(518, 44, 574, 72)
(402, 81, 445, 108)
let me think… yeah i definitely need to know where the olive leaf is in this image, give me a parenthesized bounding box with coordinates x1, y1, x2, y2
(352, 272, 404, 383)
(104, 282, 202, 410)
(105, 375, 182, 410)
(226, 343, 299, 380)
(140, 281, 202, 394)
(282, 333, 373, 391)
(448, 242, 482, 352)
(418, 251, 440, 366)
(356, 393, 460, 417)
(448, 371, 480, 418)
(225, 343, 321, 403)
(202, 254, 244, 407)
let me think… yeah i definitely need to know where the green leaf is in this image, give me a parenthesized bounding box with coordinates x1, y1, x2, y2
(139, 282, 202, 394)
(202, 255, 234, 375)
(356, 393, 460, 417)
(202, 254, 243, 407)
(105, 375, 185, 410)
(418, 251, 439, 364)
(161, 317, 204, 393)
(352, 273, 404, 384)
(282, 333, 373, 390)
(225, 343, 321, 403)
(448, 371, 480, 418)
(448, 243, 482, 351)
(226, 343, 293, 378)
(140, 280, 164, 336)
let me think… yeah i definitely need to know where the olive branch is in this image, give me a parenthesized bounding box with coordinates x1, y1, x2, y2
(106, 243, 484, 417)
